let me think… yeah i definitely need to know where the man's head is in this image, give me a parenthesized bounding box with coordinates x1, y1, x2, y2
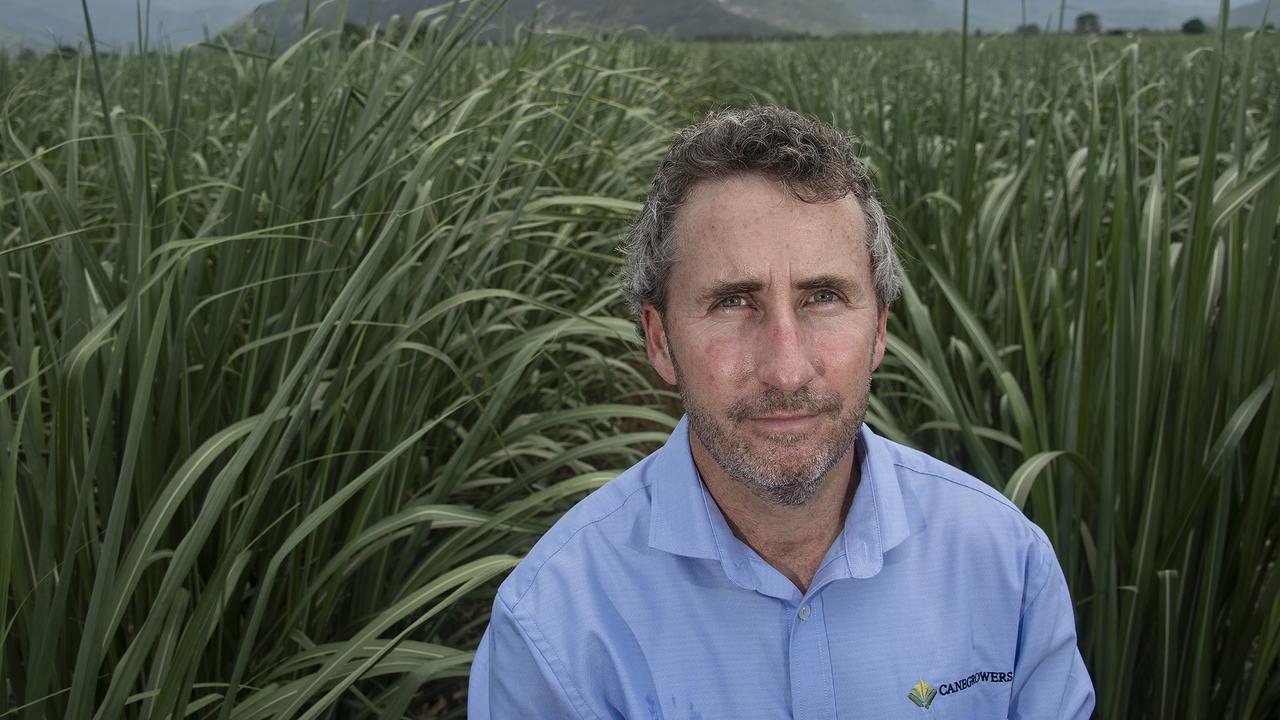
(619, 107, 901, 506)
(619, 106, 901, 328)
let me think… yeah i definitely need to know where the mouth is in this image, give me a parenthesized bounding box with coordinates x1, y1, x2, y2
(748, 413, 821, 433)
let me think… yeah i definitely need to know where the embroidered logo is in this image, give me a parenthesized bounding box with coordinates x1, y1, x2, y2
(907, 679, 937, 709)
(938, 670, 1015, 696)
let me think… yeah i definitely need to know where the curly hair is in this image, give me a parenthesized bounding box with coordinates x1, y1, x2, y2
(618, 106, 901, 336)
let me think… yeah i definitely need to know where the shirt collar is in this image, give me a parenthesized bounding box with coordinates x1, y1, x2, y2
(646, 416, 722, 561)
(647, 416, 911, 583)
(839, 424, 911, 578)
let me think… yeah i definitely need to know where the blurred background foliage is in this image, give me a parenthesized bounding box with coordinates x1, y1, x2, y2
(1, 0, 1277, 717)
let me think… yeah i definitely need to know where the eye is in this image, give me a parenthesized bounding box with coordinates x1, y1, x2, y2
(717, 295, 748, 310)
(810, 289, 840, 304)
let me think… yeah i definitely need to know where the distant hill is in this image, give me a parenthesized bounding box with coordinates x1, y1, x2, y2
(228, 0, 794, 45)
(220, 0, 1231, 45)
(953, 0, 1225, 32)
(1227, 0, 1276, 27)
(717, 0, 866, 36)
(716, 0, 954, 35)
(497, 0, 790, 37)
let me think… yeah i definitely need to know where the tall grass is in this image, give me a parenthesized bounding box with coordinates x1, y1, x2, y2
(2, 3, 1278, 718)
(1, 5, 689, 717)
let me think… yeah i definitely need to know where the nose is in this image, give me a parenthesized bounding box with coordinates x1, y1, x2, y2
(753, 307, 818, 392)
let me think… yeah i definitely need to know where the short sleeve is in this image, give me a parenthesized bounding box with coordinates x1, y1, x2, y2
(467, 595, 591, 719)
(1008, 543, 1096, 719)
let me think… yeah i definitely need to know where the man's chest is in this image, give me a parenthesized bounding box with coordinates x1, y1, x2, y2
(561, 557, 1023, 719)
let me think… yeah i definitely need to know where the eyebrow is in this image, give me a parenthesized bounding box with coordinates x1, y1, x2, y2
(697, 274, 863, 304)
(794, 274, 862, 297)
(698, 279, 765, 305)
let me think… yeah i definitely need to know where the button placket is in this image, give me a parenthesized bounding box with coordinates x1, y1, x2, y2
(787, 593, 837, 718)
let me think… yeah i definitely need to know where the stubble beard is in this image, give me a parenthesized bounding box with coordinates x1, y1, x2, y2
(674, 358, 872, 507)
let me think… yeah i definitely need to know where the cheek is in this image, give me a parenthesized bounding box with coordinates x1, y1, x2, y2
(815, 321, 876, 373)
(690, 332, 752, 385)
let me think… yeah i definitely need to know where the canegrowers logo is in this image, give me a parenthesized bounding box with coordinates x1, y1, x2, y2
(907, 680, 936, 709)
(907, 671, 1013, 709)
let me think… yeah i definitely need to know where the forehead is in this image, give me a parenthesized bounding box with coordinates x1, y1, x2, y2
(670, 174, 869, 289)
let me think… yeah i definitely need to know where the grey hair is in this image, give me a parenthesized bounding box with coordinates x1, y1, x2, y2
(618, 106, 902, 337)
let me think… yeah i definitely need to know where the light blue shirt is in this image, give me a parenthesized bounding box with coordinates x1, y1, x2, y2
(469, 417, 1094, 719)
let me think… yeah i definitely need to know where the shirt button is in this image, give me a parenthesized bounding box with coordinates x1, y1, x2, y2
(798, 604, 812, 621)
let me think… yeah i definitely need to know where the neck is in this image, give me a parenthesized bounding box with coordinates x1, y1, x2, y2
(690, 432, 859, 594)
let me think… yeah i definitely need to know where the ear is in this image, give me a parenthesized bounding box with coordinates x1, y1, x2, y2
(641, 303, 678, 386)
(870, 305, 889, 371)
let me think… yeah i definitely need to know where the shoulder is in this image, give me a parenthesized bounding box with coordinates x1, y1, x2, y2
(877, 434, 1054, 555)
(496, 452, 657, 611)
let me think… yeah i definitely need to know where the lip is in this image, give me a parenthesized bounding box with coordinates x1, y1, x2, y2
(749, 414, 820, 432)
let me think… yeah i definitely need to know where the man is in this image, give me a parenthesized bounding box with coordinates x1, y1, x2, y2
(468, 106, 1094, 718)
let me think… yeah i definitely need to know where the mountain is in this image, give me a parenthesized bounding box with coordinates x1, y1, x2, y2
(213, 0, 1251, 44)
(717, 0, 866, 36)
(1227, 0, 1276, 27)
(225, 0, 975, 45)
(831, 0, 954, 32)
(227, 0, 1228, 43)
(498, 0, 789, 37)
(229, 0, 791, 46)
(946, 0, 1224, 32)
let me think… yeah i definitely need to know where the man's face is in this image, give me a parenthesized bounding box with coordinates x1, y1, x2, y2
(641, 174, 888, 506)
